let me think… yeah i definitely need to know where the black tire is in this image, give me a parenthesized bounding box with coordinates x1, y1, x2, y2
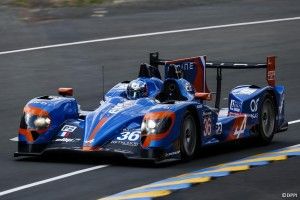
(257, 95, 276, 145)
(180, 111, 198, 161)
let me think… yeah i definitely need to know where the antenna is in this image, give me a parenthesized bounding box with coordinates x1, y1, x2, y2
(101, 65, 105, 101)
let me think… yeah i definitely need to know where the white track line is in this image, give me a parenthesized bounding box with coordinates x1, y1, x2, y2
(2, 119, 300, 196)
(288, 119, 300, 125)
(0, 165, 108, 197)
(0, 16, 300, 56)
(9, 137, 18, 142)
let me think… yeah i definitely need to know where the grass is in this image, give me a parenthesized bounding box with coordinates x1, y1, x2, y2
(10, 0, 110, 7)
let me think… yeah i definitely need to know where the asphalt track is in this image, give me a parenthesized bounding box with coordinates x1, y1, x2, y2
(0, 0, 300, 199)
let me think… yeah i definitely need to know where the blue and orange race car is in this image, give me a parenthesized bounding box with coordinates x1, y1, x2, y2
(15, 52, 288, 162)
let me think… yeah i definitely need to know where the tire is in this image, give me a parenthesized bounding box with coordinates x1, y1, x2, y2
(180, 111, 198, 161)
(257, 95, 276, 145)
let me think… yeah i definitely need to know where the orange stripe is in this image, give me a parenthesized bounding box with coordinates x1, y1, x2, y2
(24, 106, 49, 116)
(82, 146, 102, 151)
(88, 117, 108, 141)
(19, 128, 33, 142)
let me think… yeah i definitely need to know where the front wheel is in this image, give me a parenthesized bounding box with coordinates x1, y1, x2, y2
(180, 111, 198, 161)
(257, 95, 276, 145)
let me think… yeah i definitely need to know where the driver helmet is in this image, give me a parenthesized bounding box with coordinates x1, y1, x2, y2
(126, 79, 148, 100)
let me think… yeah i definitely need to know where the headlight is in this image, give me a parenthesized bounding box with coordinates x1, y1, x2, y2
(24, 113, 51, 130)
(34, 117, 51, 130)
(147, 120, 157, 129)
(141, 112, 175, 135)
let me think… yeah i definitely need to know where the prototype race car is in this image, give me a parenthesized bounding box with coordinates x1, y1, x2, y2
(15, 52, 288, 162)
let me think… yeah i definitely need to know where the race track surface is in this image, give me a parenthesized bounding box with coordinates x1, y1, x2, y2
(0, 0, 299, 199)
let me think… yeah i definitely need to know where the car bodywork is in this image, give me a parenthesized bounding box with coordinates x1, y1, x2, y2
(15, 53, 288, 162)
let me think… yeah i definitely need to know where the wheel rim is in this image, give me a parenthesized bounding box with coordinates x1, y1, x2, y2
(182, 116, 196, 156)
(261, 99, 275, 138)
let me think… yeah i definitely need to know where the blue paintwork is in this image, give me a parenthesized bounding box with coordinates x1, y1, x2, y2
(17, 57, 287, 161)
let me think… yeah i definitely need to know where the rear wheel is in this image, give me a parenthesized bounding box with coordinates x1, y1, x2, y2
(180, 111, 198, 160)
(257, 95, 276, 145)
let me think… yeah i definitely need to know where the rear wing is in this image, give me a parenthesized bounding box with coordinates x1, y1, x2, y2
(150, 52, 276, 109)
(206, 57, 276, 87)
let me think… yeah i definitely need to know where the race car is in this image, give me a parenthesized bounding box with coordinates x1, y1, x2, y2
(15, 52, 288, 162)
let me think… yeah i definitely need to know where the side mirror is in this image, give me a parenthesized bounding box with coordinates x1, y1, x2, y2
(195, 92, 212, 101)
(58, 88, 73, 97)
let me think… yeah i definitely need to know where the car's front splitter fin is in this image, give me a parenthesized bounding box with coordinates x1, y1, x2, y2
(15, 143, 181, 162)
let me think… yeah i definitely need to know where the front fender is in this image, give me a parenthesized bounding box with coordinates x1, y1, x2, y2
(18, 96, 79, 145)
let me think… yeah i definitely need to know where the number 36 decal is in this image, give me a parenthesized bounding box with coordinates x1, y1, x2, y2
(117, 131, 141, 141)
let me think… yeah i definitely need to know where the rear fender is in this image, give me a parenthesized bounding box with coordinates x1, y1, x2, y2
(229, 85, 287, 132)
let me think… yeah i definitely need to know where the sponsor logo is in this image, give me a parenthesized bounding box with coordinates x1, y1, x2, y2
(109, 101, 134, 114)
(30, 100, 48, 105)
(55, 138, 81, 143)
(197, 105, 203, 109)
(185, 82, 193, 92)
(110, 140, 139, 147)
(233, 115, 247, 139)
(60, 132, 71, 137)
(85, 139, 94, 144)
(234, 88, 257, 95)
(175, 62, 194, 71)
(249, 113, 258, 119)
(230, 100, 242, 112)
(165, 150, 180, 157)
(250, 98, 259, 112)
(268, 70, 275, 80)
(203, 111, 212, 136)
(61, 125, 77, 132)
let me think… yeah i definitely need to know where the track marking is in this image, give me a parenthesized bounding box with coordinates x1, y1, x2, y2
(0, 165, 108, 197)
(5, 121, 300, 196)
(9, 137, 18, 142)
(9, 118, 300, 142)
(100, 145, 300, 200)
(288, 119, 300, 125)
(0, 16, 300, 56)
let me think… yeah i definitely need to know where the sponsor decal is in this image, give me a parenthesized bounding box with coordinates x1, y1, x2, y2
(116, 130, 141, 141)
(233, 115, 247, 139)
(197, 105, 203, 109)
(176, 62, 194, 71)
(60, 125, 77, 137)
(110, 140, 139, 147)
(230, 100, 242, 112)
(250, 98, 259, 112)
(203, 111, 212, 137)
(109, 101, 134, 114)
(85, 139, 94, 144)
(234, 88, 257, 95)
(216, 122, 222, 135)
(61, 125, 77, 132)
(55, 138, 81, 143)
(165, 150, 180, 157)
(185, 82, 193, 92)
(60, 132, 71, 137)
(279, 93, 285, 114)
(267, 70, 275, 81)
(248, 113, 258, 119)
(30, 100, 48, 105)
